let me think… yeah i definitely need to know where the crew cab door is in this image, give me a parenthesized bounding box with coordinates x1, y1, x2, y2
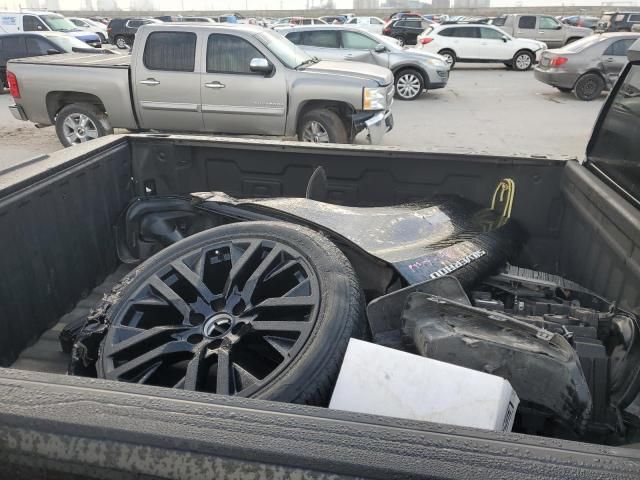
(133, 31, 204, 132)
(537, 16, 564, 48)
(201, 33, 287, 135)
(515, 15, 537, 40)
(602, 38, 636, 85)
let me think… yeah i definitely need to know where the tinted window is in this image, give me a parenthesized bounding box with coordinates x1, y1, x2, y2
(303, 30, 339, 48)
(207, 34, 265, 74)
(604, 38, 637, 56)
(26, 37, 53, 55)
(143, 32, 196, 71)
(128, 20, 143, 28)
(539, 16, 560, 29)
(405, 20, 421, 28)
(342, 31, 377, 49)
(23, 15, 46, 31)
(438, 27, 456, 37)
(518, 16, 537, 29)
(590, 65, 640, 203)
(453, 27, 479, 38)
(0, 36, 24, 61)
(629, 14, 640, 22)
(285, 31, 302, 44)
(480, 27, 504, 39)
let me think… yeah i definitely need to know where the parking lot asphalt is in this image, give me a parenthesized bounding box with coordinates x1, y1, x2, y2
(0, 63, 604, 171)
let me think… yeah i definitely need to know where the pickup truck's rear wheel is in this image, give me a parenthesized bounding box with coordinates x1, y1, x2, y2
(298, 109, 349, 144)
(97, 221, 365, 405)
(55, 103, 113, 147)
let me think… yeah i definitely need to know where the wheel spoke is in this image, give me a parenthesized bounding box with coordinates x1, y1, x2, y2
(171, 260, 216, 303)
(108, 325, 189, 356)
(107, 340, 192, 379)
(216, 348, 233, 395)
(148, 275, 192, 320)
(251, 320, 310, 334)
(242, 246, 283, 301)
(263, 335, 297, 357)
(224, 241, 261, 296)
(85, 128, 99, 139)
(183, 345, 206, 390)
(243, 294, 315, 316)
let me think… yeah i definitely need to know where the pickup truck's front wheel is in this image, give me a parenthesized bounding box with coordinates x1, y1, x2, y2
(55, 103, 113, 147)
(298, 109, 349, 144)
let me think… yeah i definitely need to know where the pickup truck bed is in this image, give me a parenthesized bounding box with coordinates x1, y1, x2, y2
(1, 133, 640, 479)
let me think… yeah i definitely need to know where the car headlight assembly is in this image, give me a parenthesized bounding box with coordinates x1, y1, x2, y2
(363, 87, 387, 111)
(426, 58, 447, 68)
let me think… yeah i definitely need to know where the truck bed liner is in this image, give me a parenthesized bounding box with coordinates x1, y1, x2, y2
(11, 263, 133, 375)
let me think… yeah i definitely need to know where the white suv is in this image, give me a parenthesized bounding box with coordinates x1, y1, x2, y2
(417, 24, 546, 70)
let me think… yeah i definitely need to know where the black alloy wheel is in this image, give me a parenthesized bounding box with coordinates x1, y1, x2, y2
(98, 221, 364, 403)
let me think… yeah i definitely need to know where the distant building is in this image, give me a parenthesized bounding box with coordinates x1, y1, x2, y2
(455, 0, 490, 8)
(431, 0, 451, 8)
(354, 0, 380, 9)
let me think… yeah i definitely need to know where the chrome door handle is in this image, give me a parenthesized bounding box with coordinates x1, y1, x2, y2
(140, 79, 160, 86)
(605, 57, 615, 62)
(205, 81, 225, 89)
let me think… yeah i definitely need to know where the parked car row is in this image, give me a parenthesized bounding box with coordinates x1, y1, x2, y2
(0, 11, 102, 47)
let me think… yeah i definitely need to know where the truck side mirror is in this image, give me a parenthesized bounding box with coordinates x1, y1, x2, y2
(374, 44, 387, 53)
(249, 58, 273, 75)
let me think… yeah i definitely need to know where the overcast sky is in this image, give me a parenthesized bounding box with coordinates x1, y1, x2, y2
(1, 0, 636, 12)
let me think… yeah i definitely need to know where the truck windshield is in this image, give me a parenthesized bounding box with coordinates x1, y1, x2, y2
(589, 64, 640, 204)
(41, 15, 78, 32)
(255, 29, 312, 69)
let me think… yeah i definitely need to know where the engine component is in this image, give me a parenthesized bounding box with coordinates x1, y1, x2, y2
(401, 292, 593, 435)
(91, 221, 365, 405)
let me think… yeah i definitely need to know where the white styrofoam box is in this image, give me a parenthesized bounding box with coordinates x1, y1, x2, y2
(329, 339, 519, 432)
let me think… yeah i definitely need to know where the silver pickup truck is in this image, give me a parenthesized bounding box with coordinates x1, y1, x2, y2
(493, 14, 592, 48)
(7, 23, 394, 146)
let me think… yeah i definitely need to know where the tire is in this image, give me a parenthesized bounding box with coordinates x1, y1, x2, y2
(55, 103, 113, 147)
(0, 70, 6, 91)
(573, 73, 605, 101)
(393, 35, 406, 47)
(394, 69, 424, 100)
(512, 50, 534, 71)
(96, 221, 366, 406)
(556, 87, 573, 93)
(438, 49, 456, 69)
(115, 35, 128, 49)
(298, 108, 349, 144)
